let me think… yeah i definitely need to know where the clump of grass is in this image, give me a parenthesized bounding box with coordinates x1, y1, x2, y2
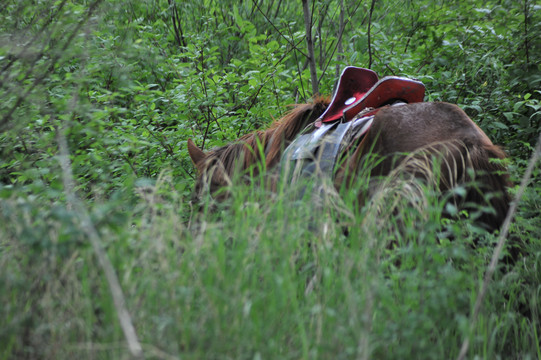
(2, 166, 540, 359)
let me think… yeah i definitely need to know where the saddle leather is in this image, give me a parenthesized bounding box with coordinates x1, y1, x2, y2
(341, 76, 425, 122)
(317, 67, 379, 124)
(280, 67, 426, 191)
(317, 67, 425, 125)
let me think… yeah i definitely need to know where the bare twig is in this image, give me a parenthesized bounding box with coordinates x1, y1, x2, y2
(285, 23, 308, 101)
(316, 1, 331, 69)
(456, 131, 541, 360)
(336, 0, 345, 78)
(523, 0, 530, 67)
(57, 127, 143, 359)
(0, 0, 68, 78)
(318, 0, 364, 86)
(168, 0, 186, 49)
(302, 0, 319, 96)
(367, 0, 377, 69)
(251, 0, 308, 58)
(53, 26, 143, 353)
(0, 0, 103, 131)
(235, 37, 305, 135)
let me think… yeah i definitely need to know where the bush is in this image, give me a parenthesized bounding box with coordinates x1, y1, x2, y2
(1, 0, 540, 358)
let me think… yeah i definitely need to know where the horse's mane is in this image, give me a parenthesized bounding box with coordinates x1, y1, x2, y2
(204, 96, 329, 177)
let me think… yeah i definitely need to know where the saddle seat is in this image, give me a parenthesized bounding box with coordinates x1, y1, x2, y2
(316, 66, 425, 126)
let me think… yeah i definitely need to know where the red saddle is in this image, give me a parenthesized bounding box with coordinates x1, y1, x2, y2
(317, 66, 425, 126)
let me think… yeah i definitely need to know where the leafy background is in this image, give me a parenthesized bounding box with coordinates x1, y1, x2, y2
(1, 0, 540, 359)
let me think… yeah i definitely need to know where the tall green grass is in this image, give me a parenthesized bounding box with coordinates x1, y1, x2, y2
(1, 169, 539, 359)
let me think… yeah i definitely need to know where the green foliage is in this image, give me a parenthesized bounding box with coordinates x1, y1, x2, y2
(1, 0, 540, 359)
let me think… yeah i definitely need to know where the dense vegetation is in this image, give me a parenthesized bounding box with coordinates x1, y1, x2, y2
(1, 0, 540, 359)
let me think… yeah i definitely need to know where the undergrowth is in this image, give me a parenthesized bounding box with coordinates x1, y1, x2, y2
(1, 0, 540, 359)
(2, 171, 540, 359)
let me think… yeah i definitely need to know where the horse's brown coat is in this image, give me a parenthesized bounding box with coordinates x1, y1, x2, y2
(188, 98, 510, 230)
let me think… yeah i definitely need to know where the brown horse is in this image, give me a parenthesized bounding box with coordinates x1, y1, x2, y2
(187, 98, 510, 231)
(187, 98, 329, 202)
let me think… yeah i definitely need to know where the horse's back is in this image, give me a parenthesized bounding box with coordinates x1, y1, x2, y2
(366, 102, 494, 155)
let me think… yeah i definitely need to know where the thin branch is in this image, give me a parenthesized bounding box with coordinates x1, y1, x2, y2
(168, 0, 186, 49)
(316, 1, 331, 69)
(336, 0, 345, 78)
(251, 0, 308, 58)
(302, 0, 319, 95)
(318, 0, 364, 85)
(57, 126, 143, 359)
(0, 0, 68, 77)
(235, 37, 306, 135)
(456, 131, 541, 360)
(49, 3, 143, 355)
(285, 22, 308, 101)
(0, 0, 104, 131)
(367, 0, 377, 69)
(523, 0, 530, 68)
(273, 0, 284, 18)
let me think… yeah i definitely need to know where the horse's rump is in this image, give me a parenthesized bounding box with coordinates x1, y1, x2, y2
(334, 102, 510, 230)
